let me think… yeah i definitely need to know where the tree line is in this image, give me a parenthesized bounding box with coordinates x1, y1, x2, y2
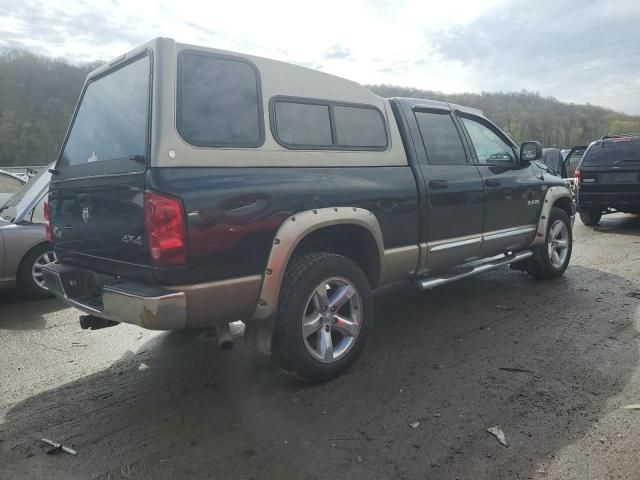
(0, 50, 99, 167)
(1, 48, 639, 167)
(369, 85, 640, 147)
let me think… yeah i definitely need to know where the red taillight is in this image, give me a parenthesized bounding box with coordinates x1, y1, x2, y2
(44, 195, 52, 242)
(574, 169, 582, 184)
(144, 192, 189, 266)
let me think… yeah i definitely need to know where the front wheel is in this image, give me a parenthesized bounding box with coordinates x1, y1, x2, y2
(271, 252, 373, 383)
(526, 207, 572, 279)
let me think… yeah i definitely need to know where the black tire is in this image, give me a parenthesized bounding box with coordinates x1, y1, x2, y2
(579, 208, 602, 226)
(17, 243, 55, 299)
(272, 252, 373, 383)
(526, 207, 572, 279)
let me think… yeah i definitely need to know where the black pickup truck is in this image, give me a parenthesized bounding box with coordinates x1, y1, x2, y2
(43, 38, 574, 382)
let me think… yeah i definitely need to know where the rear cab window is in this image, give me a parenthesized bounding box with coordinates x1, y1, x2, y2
(57, 53, 152, 176)
(582, 137, 640, 167)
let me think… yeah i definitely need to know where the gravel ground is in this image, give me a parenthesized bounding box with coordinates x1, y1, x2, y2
(1, 214, 640, 480)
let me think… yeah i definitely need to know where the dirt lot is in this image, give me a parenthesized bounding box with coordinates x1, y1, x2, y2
(1, 214, 640, 480)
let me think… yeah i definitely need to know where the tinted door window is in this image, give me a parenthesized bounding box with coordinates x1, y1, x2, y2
(60, 55, 150, 167)
(274, 102, 332, 146)
(178, 52, 262, 147)
(333, 105, 387, 148)
(415, 111, 468, 165)
(461, 117, 515, 165)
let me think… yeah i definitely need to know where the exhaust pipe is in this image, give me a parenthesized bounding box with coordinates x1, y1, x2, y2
(215, 323, 234, 350)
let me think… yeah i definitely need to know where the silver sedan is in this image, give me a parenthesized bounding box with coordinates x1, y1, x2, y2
(0, 166, 56, 298)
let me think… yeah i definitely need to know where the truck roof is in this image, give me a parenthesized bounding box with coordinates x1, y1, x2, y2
(390, 96, 484, 117)
(87, 37, 384, 107)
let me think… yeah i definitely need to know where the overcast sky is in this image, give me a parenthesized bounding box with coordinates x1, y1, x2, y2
(1, 0, 639, 114)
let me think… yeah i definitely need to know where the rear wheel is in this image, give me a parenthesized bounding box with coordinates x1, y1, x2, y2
(17, 243, 56, 299)
(526, 207, 572, 279)
(272, 252, 372, 383)
(579, 208, 602, 226)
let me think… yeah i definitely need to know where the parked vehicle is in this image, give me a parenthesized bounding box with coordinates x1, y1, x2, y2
(0, 170, 26, 206)
(43, 38, 574, 382)
(575, 134, 640, 225)
(564, 145, 587, 179)
(0, 165, 56, 298)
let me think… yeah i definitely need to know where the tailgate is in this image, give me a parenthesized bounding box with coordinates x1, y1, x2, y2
(50, 174, 149, 270)
(50, 52, 153, 279)
(580, 166, 640, 191)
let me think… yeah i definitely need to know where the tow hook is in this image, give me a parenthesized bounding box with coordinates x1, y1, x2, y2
(79, 314, 119, 330)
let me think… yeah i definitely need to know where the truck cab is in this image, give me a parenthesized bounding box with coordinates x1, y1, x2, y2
(44, 38, 574, 382)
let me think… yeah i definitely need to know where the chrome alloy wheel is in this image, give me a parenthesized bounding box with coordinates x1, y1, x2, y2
(302, 277, 363, 363)
(32, 250, 57, 289)
(548, 219, 569, 269)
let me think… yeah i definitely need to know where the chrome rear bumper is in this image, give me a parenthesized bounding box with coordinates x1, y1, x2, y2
(43, 263, 187, 330)
(42, 263, 262, 330)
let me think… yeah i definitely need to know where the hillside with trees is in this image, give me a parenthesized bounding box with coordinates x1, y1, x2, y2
(369, 85, 640, 147)
(1, 48, 639, 166)
(0, 50, 99, 167)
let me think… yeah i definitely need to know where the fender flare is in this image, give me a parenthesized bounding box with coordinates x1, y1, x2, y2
(531, 185, 574, 246)
(250, 207, 385, 321)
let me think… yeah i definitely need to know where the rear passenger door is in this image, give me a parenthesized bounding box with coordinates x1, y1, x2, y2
(457, 114, 542, 257)
(413, 107, 485, 272)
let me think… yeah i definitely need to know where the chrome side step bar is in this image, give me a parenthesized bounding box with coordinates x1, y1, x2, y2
(416, 250, 534, 290)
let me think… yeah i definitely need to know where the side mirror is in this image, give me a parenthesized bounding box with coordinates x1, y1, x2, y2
(520, 141, 542, 163)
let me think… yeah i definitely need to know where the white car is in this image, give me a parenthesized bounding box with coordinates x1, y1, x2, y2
(0, 166, 56, 297)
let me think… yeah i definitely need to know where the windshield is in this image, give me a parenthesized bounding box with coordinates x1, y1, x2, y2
(59, 54, 150, 167)
(0, 166, 51, 221)
(582, 138, 640, 166)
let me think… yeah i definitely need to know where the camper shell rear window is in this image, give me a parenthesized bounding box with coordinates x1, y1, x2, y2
(59, 53, 151, 169)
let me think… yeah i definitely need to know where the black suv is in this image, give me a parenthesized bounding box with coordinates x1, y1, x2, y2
(575, 134, 640, 225)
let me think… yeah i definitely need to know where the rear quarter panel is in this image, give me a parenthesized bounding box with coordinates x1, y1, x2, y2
(147, 166, 419, 285)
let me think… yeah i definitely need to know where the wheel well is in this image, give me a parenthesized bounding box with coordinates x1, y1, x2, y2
(293, 224, 381, 288)
(553, 196, 573, 219)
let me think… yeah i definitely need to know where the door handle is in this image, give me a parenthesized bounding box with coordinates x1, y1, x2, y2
(429, 179, 449, 190)
(485, 179, 501, 187)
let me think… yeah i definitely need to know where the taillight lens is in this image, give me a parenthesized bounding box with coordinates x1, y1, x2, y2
(144, 192, 189, 266)
(43, 195, 52, 242)
(574, 169, 582, 184)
